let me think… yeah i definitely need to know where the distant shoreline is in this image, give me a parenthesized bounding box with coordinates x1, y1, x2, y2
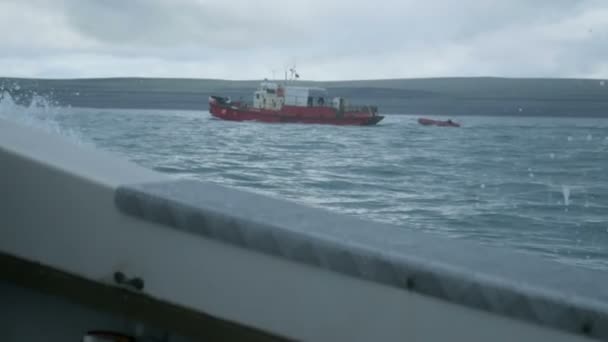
(2, 76, 608, 117)
(2, 75, 606, 82)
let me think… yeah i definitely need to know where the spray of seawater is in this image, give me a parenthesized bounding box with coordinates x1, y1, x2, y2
(0, 86, 89, 146)
(562, 185, 571, 206)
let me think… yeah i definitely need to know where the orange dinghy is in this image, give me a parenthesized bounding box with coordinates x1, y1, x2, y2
(418, 118, 461, 127)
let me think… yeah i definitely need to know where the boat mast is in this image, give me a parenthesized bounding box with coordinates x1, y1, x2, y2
(280, 63, 299, 86)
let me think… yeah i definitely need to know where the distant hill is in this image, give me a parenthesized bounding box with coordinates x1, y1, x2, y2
(1, 76, 608, 117)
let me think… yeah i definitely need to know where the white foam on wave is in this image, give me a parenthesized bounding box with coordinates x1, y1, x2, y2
(0, 86, 89, 146)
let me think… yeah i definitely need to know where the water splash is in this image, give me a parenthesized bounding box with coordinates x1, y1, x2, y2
(0, 90, 88, 146)
(562, 185, 571, 206)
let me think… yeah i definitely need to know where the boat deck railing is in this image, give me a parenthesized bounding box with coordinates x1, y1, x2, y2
(1, 117, 607, 341)
(344, 105, 379, 114)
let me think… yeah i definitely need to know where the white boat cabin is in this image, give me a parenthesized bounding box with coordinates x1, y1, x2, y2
(253, 82, 344, 110)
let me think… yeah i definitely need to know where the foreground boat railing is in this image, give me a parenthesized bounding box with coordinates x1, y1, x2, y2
(1, 117, 606, 341)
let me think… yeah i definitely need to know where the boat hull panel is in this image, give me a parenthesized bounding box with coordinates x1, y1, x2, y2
(209, 101, 384, 126)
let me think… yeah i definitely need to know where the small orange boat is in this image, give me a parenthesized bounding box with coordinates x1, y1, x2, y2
(418, 118, 461, 127)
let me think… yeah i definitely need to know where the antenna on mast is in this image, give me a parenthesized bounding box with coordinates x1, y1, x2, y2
(282, 60, 300, 83)
(288, 64, 300, 81)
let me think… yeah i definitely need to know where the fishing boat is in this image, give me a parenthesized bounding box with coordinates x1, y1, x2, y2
(209, 80, 383, 126)
(418, 117, 460, 127)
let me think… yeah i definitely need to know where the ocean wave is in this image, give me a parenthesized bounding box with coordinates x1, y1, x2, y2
(4, 102, 608, 270)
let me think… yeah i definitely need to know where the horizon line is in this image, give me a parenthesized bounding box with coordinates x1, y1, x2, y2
(1, 75, 606, 82)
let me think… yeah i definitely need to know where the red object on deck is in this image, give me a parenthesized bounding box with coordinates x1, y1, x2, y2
(418, 117, 460, 127)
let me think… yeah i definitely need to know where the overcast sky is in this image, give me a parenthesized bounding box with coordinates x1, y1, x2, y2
(1, 0, 607, 80)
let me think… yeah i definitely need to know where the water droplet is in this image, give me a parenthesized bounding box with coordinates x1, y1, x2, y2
(567, 136, 573, 142)
(587, 134, 593, 141)
(549, 153, 555, 159)
(480, 184, 486, 189)
(529, 173, 534, 178)
(562, 185, 571, 206)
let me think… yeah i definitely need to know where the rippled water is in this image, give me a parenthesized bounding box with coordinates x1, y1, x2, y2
(2, 97, 608, 270)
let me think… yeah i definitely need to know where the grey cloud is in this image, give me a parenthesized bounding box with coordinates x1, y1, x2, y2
(62, 0, 305, 49)
(0, 0, 607, 79)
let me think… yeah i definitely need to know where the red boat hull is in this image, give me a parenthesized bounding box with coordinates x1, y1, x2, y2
(418, 118, 460, 127)
(209, 101, 384, 126)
